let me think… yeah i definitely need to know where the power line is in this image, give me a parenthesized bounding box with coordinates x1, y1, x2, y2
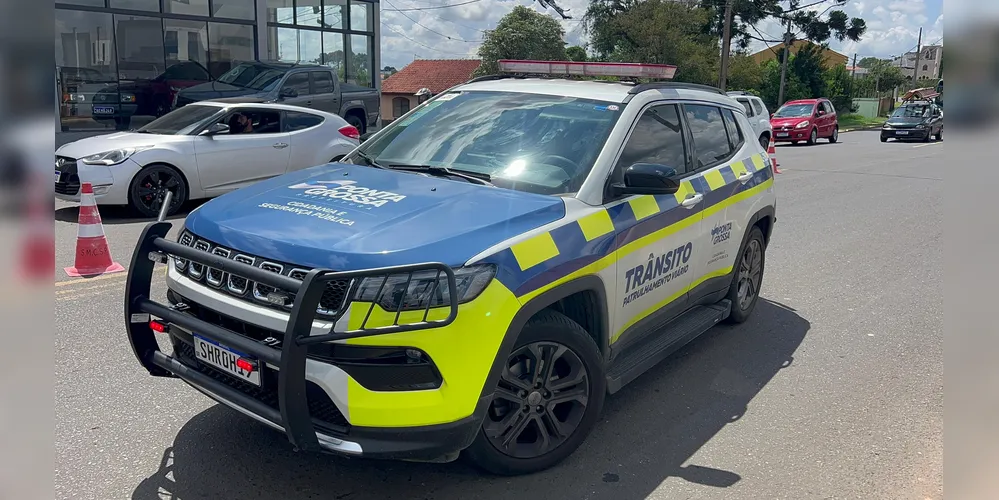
(390, 0, 489, 34)
(382, 0, 481, 42)
(383, 0, 484, 11)
(379, 20, 474, 55)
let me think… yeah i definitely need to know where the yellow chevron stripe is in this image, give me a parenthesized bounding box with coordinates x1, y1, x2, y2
(703, 169, 726, 190)
(751, 154, 767, 172)
(628, 195, 660, 221)
(577, 210, 615, 242)
(510, 231, 560, 271)
(673, 180, 695, 205)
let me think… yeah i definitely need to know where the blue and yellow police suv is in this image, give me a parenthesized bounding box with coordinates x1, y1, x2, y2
(125, 60, 777, 476)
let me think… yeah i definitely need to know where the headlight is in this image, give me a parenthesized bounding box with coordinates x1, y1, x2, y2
(915, 124, 926, 129)
(883, 123, 891, 129)
(354, 264, 496, 312)
(80, 146, 153, 165)
(120, 93, 136, 103)
(795, 121, 810, 129)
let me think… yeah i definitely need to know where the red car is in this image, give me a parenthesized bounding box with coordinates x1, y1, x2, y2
(770, 98, 839, 145)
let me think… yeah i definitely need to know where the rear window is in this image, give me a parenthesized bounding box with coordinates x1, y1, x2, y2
(736, 98, 754, 116)
(751, 99, 766, 116)
(684, 104, 733, 169)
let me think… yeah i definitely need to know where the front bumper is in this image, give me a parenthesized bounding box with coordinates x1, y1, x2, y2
(881, 128, 928, 140)
(124, 222, 491, 460)
(54, 156, 136, 205)
(772, 129, 809, 141)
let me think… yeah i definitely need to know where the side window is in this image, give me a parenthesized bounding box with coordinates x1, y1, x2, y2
(392, 96, 411, 118)
(684, 104, 733, 169)
(615, 104, 689, 178)
(217, 109, 283, 135)
(282, 73, 311, 95)
(751, 99, 766, 117)
(737, 98, 754, 117)
(721, 109, 744, 151)
(824, 101, 836, 114)
(311, 71, 334, 94)
(284, 111, 325, 132)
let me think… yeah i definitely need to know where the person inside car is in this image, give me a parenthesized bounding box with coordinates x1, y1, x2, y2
(227, 113, 253, 134)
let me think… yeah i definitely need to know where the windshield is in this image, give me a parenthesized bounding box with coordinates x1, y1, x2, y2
(773, 104, 814, 118)
(217, 63, 286, 91)
(892, 105, 930, 119)
(136, 104, 222, 135)
(352, 91, 623, 195)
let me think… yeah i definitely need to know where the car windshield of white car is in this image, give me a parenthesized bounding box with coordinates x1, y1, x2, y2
(773, 104, 813, 118)
(137, 105, 221, 135)
(353, 90, 623, 196)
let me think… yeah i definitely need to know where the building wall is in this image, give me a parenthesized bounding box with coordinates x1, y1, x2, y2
(894, 45, 943, 81)
(380, 93, 414, 123)
(752, 40, 849, 69)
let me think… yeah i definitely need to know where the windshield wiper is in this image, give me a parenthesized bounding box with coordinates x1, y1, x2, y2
(388, 164, 493, 186)
(354, 151, 387, 169)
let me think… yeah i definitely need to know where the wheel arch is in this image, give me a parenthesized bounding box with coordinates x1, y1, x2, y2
(342, 107, 367, 132)
(476, 275, 610, 405)
(128, 161, 194, 202)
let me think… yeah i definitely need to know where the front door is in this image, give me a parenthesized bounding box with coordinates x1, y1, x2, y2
(279, 72, 315, 110)
(607, 103, 702, 346)
(193, 107, 292, 195)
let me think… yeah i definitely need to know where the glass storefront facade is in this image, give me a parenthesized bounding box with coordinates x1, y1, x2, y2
(55, 0, 378, 133)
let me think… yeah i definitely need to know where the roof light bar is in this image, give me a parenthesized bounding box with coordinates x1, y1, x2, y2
(497, 60, 677, 80)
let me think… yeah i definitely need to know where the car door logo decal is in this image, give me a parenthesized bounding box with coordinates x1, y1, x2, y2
(287, 179, 407, 208)
(622, 242, 693, 306)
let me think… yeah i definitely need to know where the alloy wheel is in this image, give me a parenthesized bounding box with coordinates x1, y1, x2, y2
(483, 341, 591, 459)
(135, 168, 181, 216)
(737, 238, 763, 311)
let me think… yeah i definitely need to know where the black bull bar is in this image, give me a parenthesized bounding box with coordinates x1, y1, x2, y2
(124, 222, 459, 452)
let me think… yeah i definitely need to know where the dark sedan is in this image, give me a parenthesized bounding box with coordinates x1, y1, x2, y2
(881, 101, 944, 142)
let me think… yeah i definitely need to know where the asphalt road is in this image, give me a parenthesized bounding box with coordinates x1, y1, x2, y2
(54, 131, 943, 500)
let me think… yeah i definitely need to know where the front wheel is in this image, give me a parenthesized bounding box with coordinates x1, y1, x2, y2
(725, 226, 766, 324)
(128, 164, 188, 218)
(807, 128, 818, 145)
(880, 136, 888, 143)
(465, 310, 605, 476)
(759, 134, 770, 149)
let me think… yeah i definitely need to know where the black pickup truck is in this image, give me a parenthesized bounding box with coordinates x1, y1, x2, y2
(174, 61, 381, 133)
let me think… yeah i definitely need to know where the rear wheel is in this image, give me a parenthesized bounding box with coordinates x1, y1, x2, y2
(128, 164, 188, 218)
(345, 113, 365, 134)
(759, 134, 769, 149)
(935, 128, 943, 141)
(465, 310, 605, 476)
(725, 226, 766, 324)
(829, 126, 839, 143)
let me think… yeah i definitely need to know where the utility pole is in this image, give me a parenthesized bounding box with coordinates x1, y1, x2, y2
(912, 27, 923, 84)
(850, 53, 857, 99)
(777, 23, 792, 106)
(719, 0, 735, 90)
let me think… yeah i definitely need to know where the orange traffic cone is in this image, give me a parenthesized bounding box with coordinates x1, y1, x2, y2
(768, 137, 782, 174)
(64, 182, 125, 277)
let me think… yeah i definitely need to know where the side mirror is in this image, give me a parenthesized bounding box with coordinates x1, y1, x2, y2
(611, 163, 680, 196)
(200, 122, 229, 136)
(817, 109, 826, 116)
(279, 87, 298, 99)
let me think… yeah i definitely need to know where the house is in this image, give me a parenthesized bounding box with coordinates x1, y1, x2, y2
(845, 65, 869, 77)
(380, 59, 481, 123)
(750, 40, 849, 69)
(892, 45, 943, 80)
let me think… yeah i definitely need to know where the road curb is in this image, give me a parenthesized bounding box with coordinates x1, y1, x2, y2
(840, 124, 885, 133)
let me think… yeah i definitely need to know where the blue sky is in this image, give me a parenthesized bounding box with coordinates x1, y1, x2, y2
(380, 0, 944, 70)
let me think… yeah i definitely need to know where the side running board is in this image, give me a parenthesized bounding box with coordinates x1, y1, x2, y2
(606, 300, 731, 394)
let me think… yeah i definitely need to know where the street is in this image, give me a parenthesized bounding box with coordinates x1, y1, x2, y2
(54, 131, 943, 500)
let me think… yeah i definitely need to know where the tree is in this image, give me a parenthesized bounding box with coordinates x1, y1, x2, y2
(825, 63, 854, 112)
(727, 53, 764, 92)
(382, 66, 398, 75)
(789, 42, 828, 98)
(566, 45, 588, 62)
(857, 56, 880, 68)
(584, 0, 719, 84)
(475, 6, 568, 76)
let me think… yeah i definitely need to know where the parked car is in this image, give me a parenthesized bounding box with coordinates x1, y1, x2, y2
(91, 60, 215, 131)
(174, 61, 380, 134)
(770, 98, 839, 145)
(727, 91, 772, 148)
(880, 100, 943, 142)
(55, 102, 360, 217)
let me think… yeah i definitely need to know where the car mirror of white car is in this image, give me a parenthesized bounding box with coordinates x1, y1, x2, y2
(200, 122, 230, 137)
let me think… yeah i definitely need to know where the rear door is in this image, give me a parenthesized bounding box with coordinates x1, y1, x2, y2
(308, 70, 341, 114)
(193, 107, 291, 195)
(821, 101, 837, 136)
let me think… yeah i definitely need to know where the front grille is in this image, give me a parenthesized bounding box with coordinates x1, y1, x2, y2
(55, 156, 80, 196)
(174, 341, 349, 432)
(173, 231, 352, 318)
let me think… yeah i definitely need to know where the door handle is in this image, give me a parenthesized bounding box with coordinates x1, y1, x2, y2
(272, 143, 288, 149)
(737, 171, 753, 183)
(680, 193, 704, 209)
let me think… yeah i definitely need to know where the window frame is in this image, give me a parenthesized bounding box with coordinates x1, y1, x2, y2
(280, 71, 312, 95)
(309, 69, 335, 94)
(736, 97, 755, 117)
(680, 102, 741, 172)
(282, 109, 326, 132)
(750, 98, 766, 117)
(210, 106, 285, 135)
(721, 108, 746, 152)
(392, 96, 410, 118)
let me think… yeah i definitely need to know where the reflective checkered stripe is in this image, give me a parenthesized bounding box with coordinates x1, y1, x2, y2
(487, 154, 773, 298)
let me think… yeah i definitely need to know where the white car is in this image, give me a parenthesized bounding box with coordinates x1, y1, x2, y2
(727, 91, 772, 148)
(55, 101, 360, 217)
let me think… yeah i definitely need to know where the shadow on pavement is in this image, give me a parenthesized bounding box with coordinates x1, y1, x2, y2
(133, 299, 809, 500)
(55, 199, 208, 225)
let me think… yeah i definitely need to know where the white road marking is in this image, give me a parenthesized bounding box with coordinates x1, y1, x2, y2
(913, 142, 943, 149)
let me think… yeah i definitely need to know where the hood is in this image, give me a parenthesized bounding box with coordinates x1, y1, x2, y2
(184, 164, 567, 270)
(770, 116, 812, 127)
(177, 81, 265, 100)
(55, 132, 188, 159)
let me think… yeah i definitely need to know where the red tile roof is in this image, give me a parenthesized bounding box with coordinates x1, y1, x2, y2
(382, 59, 481, 94)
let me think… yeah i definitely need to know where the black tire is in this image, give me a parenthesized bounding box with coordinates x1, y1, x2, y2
(935, 128, 943, 141)
(345, 113, 365, 134)
(880, 136, 888, 143)
(128, 164, 188, 218)
(114, 117, 131, 131)
(922, 131, 932, 143)
(790, 141, 799, 145)
(464, 310, 606, 476)
(759, 134, 769, 149)
(724, 226, 766, 324)
(806, 127, 818, 145)
(829, 126, 838, 143)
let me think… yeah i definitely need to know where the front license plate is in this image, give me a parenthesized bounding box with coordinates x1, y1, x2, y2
(895, 130, 909, 135)
(55, 170, 61, 182)
(93, 106, 115, 114)
(776, 132, 789, 137)
(193, 334, 261, 386)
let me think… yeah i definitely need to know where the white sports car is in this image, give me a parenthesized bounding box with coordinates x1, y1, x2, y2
(55, 101, 360, 217)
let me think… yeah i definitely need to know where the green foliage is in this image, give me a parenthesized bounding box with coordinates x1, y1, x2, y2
(727, 53, 764, 92)
(475, 6, 568, 77)
(566, 46, 588, 62)
(790, 43, 828, 98)
(857, 56, 880, 68)
(825, 64, 854, 112)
